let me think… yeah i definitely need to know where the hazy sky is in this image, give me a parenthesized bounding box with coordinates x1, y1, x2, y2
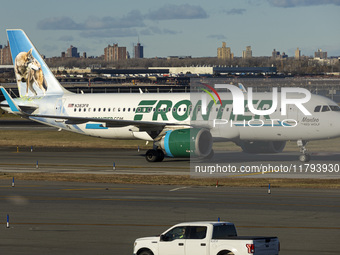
(1, 0, 339, 58)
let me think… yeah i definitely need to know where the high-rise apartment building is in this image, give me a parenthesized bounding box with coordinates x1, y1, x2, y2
(295, 48, 301, 60)
(66, 45, 80, 58)
(314, 49, 327, 59)
(0, 42, 12, 65)
(242, 46, 252, 59)
(134, 43, 143, 59)
(217, 42, 233, 60)
(104, 44, 127, 61)
(272, 49, 280, 59)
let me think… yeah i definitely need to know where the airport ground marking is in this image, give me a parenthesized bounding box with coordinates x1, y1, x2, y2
(169, 187, 189, 192)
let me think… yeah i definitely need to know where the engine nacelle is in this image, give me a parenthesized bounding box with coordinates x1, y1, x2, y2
(241, 141, 286, 154)
(160, 128, 213, 158)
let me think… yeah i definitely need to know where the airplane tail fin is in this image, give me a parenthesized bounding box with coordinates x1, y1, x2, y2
(7, 29, 69, 97)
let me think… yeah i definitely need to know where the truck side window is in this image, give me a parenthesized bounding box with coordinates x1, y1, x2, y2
(212, 224, 237, 239)
(161, 226, 187, 241)
(187, 226, 207, 239)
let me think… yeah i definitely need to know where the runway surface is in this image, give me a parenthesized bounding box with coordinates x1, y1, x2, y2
(0, 147, 339, 178)
(0, 181, 339, 255)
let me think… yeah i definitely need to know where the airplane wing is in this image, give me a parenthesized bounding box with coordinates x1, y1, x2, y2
(30, 113, 171, 129)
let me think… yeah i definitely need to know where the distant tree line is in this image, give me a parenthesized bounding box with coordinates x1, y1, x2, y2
(45, 56, 340, 75)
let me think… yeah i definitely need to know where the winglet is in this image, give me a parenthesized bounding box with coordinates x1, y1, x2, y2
(0, 86, 22, 113)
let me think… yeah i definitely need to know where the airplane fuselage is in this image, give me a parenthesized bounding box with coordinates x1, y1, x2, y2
(4, 92, 340, 142)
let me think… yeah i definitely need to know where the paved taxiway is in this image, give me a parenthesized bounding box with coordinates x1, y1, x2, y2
(0, 181, 339, 255)
(0, 147, 339, 178)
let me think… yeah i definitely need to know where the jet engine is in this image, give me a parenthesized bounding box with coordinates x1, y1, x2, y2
(160, 128, 213, 158)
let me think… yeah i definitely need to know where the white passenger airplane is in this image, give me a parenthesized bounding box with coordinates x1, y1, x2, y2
(1, 29, 340, 163)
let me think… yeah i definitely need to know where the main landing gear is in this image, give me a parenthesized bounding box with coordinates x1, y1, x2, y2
(297, 140, 311, 162)
(145, 149, 165, 162)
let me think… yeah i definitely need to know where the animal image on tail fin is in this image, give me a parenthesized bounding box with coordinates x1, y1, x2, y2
(7, 29, 66, 97)
(15, 48, 47, 96)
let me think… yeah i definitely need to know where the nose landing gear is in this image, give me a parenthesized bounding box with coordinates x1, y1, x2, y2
(297, 140, 311, 162)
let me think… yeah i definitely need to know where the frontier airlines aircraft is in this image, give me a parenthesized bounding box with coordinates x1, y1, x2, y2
(1, 30, 340, 163)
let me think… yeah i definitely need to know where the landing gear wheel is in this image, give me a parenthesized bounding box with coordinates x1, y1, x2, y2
(145, 149, 158, 162)
(145, 149, 165, 162)
(299, 153, 311, 162)
(156, 149, 164, 162)
(297, 140, 311, 162)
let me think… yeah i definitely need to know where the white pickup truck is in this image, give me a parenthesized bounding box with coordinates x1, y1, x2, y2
(133, 221, 279, 255)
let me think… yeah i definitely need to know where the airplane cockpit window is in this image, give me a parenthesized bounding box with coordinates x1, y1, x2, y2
(321, 105, 330, 112)
(314, 105, 321, 112)
(329, 105, 340, 111)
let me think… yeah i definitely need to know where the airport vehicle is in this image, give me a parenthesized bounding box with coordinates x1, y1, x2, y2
(133, 221, 280, 255)
(1, 29, 340, 163)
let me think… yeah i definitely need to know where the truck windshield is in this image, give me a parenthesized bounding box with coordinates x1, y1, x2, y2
(212, 224, 237, 239)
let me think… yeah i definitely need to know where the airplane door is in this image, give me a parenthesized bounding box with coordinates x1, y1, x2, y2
(55, 98, 65, 115)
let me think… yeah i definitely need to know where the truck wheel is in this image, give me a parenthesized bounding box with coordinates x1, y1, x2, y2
(218, 251, 234, 255)
(139, 250, 153, 255)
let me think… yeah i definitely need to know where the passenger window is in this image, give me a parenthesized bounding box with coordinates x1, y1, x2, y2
(314, 105, 321, 112)
(98, 108, 101, 112)
(118, 108, 121, 112)
(108, 108, 111, 112)
(103, 108, 106, 112)
(128, 108, 131, 112)
(74, 108, 76, 112)
(321, 105, 330, 112)
(93, 108, 96, 112)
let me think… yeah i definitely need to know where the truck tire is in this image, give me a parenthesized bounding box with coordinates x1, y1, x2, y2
(138, 249, 153, 255)
(218, 251, 234, 255)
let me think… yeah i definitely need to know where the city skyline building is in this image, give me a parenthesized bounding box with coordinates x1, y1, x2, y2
(315, 49, 327, 59)
(295, 48, 301, 60)
(217, 42, 233, 60)
(104, 44, 127, 62)
(0, 42, 12, 65)
(134, 42, 143, 59)
(242, 46, 252, 59)
(66, 45, 80, 58)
